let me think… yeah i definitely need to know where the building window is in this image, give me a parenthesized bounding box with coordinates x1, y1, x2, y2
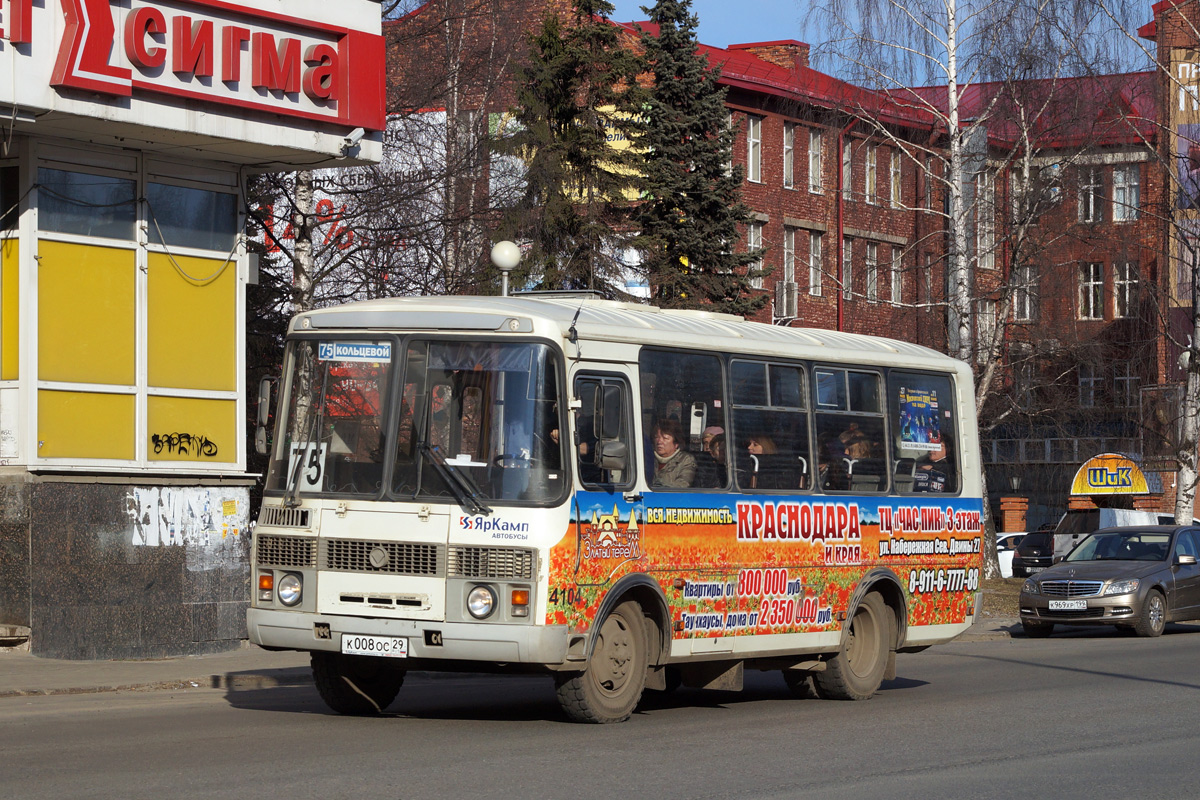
(1078, 363, 1100, 407)
(38, 168, 137, 239)
(783, 227, 796, 284)
(809, 129, 823, 194)
(1113, 165, 1140, 221)
(976, 299, 996, 364)
(1079, 262, 1104, 320)
(809, 232, 823, 297)
(890, 150, 902, 208)
(1013, 263, 1037, 321)
(842, 140, 852, 201)
(1079, 167, 1101, 223)
(891, 250, 902, 305)
(977, 169, 995, 269)
(865, 145, 878, 204)
(1179, 240, 1197, 303)
(747, 115, 762, 183)
(1015, 362, 1035, 409)
(747, 222, 764, 289)
(1114, 261, 1137, 318)
(923, 253, 933, 312)
(783, 122, 795, 189)
(725, 112, 734, 176)
(865, 242, 878, 301)
(842, 237, 852, 300)
(1115, 361, 1139, 408)
(923, 155, 933, 210)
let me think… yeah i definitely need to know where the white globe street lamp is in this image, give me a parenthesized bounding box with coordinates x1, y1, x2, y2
(491, 240, 521, 297)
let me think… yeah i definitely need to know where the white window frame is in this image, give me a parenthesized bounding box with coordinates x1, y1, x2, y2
(865, 145, 878, 205)
(1113, 164, 1140, 222)
(842, 140, 852, 201)
(809, 129, 823, 194)
(977, 169, 995, 270)
(890, 149, 902, 208)
(891, 250, 902, 305)
(865, 242, 878, 301)
(1114, 261, 1137, 318)
(747, 115, 762, 183)
(1079, 262, 1104, 320)
(809, 231, 823, 297)
(1079, 167, 1101, 223)
(842, 237, 852, 300)
(1013, 263, 1036, 322)
(923, 155, 933, 210)
(783, 122, 795, 189)
(747, 221, 764, 288)
(975, 299, 996, 364)
(783, 227, 795, 283)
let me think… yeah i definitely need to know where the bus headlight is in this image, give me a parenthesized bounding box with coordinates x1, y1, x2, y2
(467, 585, 497, 619)
(277, 573, 303, 606)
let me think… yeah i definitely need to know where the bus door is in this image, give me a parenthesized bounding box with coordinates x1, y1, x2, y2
(571, 370, 644, 585)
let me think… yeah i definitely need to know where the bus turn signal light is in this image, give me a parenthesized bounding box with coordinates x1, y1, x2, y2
(258, 572, 274, 602)
(511, 588, 530, 617)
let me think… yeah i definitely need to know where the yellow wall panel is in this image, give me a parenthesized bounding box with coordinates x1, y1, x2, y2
(38, 390, 134, 459)
(147, 253, 236, 391)
(38, 241, 135, 384)
(147, 395, 236, 463)
(1, 239, 17, 381)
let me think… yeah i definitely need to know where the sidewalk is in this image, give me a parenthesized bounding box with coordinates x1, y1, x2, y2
(0, 616, 1019, 699)
(0, 642, 312, 698)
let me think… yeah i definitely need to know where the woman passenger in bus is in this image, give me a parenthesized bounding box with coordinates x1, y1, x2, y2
(746, 434, 781, 489)
(650, 419, 696, 488)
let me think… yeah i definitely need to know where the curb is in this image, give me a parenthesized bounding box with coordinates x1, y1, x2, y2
(0, 667, 314, 699)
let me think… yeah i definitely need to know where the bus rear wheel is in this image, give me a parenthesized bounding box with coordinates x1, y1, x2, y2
(556, 601, 648, 723)
(311, 651, 405, 715)
(814, 592, 889, 701)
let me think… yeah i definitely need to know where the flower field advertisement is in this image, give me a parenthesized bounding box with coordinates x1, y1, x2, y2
(547, 491, 984, 639)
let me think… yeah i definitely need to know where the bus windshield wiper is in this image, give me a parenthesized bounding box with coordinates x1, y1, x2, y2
(419, 442, 492, 516)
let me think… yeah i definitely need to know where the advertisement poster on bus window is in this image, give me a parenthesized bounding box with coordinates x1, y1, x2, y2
(898, 387, 941, 451)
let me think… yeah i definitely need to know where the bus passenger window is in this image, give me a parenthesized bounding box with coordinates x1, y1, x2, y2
(732, 360, 811, 493)
(639, 349, 727, 490)
(891, 373, 958, 494)
(814, 369, 886, 492)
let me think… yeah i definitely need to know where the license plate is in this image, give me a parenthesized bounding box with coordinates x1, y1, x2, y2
(1048, 599, 1087, 611)
(1028, 567, 1045, 573)
(341, 634, 408, 658)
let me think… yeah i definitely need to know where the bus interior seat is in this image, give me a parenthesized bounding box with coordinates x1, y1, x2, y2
(893, 458, 916, 492)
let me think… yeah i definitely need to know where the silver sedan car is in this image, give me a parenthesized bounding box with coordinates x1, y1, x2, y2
(1019, 526, 1200, 637)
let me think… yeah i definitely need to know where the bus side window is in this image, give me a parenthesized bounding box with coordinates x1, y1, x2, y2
(890, 372, 958, 494)
(574, 376, 634, 489)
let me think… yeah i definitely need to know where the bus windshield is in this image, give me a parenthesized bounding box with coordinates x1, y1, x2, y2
(266, 338, 565, 505)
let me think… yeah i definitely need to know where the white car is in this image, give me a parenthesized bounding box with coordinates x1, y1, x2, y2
(996, 533, 1025, 579)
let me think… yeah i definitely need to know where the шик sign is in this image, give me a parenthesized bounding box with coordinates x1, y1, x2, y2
(49, 0, 384, 130)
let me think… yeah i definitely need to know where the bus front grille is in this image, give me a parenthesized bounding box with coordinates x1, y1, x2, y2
(322, 539, 443, 576)
(448, 546, 535, 580)
(256, 535, 318, 568)
(258, 506, 312, 529)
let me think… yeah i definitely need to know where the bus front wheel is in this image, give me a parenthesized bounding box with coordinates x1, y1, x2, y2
(814, 592, 889, 701)
(311, 651, 405, 715)
(556, 600, 648, 723)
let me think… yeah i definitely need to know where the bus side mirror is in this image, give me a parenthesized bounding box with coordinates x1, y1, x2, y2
(255, 378, 273, 455)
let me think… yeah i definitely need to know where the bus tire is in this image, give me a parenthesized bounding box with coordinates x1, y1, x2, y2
(814, 592, 889, 701)
(311, 651, 405, 715)
(555, 601, 648, 723)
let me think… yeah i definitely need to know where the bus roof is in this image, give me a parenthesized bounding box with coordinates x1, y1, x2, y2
(294, 295, 961, 372)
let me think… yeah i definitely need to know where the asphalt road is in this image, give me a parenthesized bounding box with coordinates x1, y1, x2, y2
(4, 625, 1200, 800)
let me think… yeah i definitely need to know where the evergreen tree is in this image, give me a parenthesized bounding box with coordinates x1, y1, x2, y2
(634, 0, 764, 314)
(494, 0, 643, 294)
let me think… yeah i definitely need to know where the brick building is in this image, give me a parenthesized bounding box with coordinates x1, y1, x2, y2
(387, 0, 1200, 526)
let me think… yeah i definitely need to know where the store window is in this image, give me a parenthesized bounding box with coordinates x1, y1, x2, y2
(1, 166, 17, 231)
(147, 182, 237, 251)
(38, 168, 136, 240)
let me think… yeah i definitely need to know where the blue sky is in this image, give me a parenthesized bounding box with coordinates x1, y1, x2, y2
(607, 0, 805, 49)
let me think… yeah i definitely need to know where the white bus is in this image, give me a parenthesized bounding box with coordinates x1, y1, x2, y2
(248, 295, 984, 722)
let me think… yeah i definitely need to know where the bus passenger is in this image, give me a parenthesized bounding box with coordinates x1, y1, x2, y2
(694, 433, 726, 488)
(746, 434, 778, 489)
(651, 419, 696, 488)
